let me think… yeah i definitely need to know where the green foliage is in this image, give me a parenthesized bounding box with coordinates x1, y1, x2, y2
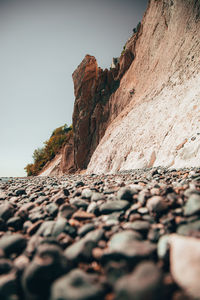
(133, 22, 141, 34)
(24, 124, 73, 176)
(121, 44, 126, 56)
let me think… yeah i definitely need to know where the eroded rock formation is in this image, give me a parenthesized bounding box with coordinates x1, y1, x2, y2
(72, 48, 135, 170)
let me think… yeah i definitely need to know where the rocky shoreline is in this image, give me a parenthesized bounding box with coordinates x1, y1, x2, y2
(0, 167, 200, 299)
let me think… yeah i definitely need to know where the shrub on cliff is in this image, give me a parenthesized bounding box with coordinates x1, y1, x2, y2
(24, 124, 73, 176)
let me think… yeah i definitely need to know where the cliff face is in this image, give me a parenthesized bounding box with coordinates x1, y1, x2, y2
(72, 47, 135, 170)
(87, 0, 200, 173)
(72, 55, 118, 170)
(40, 0, 200, 176)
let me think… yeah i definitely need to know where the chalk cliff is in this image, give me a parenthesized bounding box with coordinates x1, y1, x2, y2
(40, 0, 200, 176)
(87, 0, 200, 173)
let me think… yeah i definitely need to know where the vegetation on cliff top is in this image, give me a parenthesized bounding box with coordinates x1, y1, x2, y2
(25, 124, 72, 176)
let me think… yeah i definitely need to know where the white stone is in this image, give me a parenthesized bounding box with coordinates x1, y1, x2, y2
(170, 234, 200, 298)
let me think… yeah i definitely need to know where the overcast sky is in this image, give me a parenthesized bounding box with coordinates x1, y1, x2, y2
(0, 0, 148, 177)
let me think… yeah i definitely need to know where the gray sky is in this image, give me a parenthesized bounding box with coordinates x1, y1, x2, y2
(0, 0, 148, 177)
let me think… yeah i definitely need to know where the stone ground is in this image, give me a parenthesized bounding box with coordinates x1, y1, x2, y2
(0, 167, 200, 300)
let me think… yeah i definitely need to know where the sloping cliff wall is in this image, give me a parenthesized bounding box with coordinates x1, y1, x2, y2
(87, 0, 200, 173)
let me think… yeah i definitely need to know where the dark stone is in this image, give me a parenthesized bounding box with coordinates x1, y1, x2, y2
(51, 191, 67, 205)
(0, 218, 7, 231)
(102, 231, 156, 263)
(63, 223, 77, 238)
(70, 199, 89, 210)
(22, 244, 69, 298)
(105, 260, 131, 284)
(115, 261, 163, 300)
(78, 223, 95, 237)
(0, 234, 27, 257)
(148, 228, 161, 243)
(99, 200, 129, 214)
(0, 259, 13, 275)
(117, 187, 137, 201)
(27, 220, 43, 236)
(63, 188, 70, 196)
(0, 272, 18, 299)
(6, 216, 23, 230)
(59, 203, 76, 219)
(15, 188, 26, 196)
(65, 229, 104, 261)
(50, 269, 105, 300)
(0, 203, 14, 221)
(75, 181, 85, 187)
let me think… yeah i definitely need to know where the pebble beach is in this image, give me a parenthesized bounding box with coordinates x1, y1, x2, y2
(0, 167, 200, 299)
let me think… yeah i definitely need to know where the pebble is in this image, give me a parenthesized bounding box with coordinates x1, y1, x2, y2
(78, 223, 95, 237)
(0, 258, 13, 275)
(99, 200, 129, 214)
(170, 234, 200, 299)
(184, 193, 200, 216)
(102, 230, 156, 263)
(81, 188, 93, 199)
(6, 216, 23, 230)
(72, 210, 95, 221)
(117, 187, 136, 201)
(146, 196, 168, 214)
(157, 235, 170, 260)
(65, 229, 104, 261)
(50, 268, 105, 300)
(0, 272, 17, 299)
(126, 220, 150, 236)
(115, 261, 163, 300)
(0, 203, 14, 221)
(22, 244, 69, 298)
(0, 234, 27, 257)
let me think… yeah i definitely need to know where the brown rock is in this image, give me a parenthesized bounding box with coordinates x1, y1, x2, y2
(72, 52, 131, 170)
(27, 220, 43, 236)
(146, 196, 168, 214)
(72, 210, 95, 221)
(115, 261, 163, 300)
